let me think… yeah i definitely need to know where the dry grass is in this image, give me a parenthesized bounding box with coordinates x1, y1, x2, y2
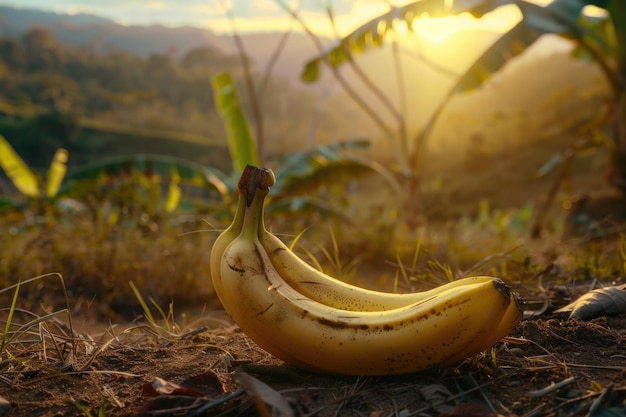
(0, 210, 223, 321)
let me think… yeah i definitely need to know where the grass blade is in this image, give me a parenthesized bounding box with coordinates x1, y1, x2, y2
(0, 279, 21, 356)
(129, 281, 156, 326)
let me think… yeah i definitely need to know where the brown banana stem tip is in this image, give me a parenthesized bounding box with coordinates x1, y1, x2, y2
(492, 278, 511, 300)
(512, 292, 525, 312)
(238, 165, 276, 207)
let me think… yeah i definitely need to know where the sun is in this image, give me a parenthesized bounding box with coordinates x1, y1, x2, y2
(401, 5, 523, 44)
(409, 14, 476, 43)
(299, 2, 521, 45)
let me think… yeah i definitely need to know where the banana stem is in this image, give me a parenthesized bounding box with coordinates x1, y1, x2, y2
(238, 165, 273, 241)
(225, 187, 247, 237)
(238, 165, 275, 207)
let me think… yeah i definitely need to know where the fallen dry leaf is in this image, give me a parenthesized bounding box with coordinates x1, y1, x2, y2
(236, 371, 294, 417)
(135, 370, 224, 416)
(555, 284, 626, 320)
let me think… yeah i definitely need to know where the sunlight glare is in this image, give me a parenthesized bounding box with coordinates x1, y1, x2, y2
(407, 5, 522, 44)
(392, 19, 409, 37)
(411, 14, 474, 44)
(582, 5, 608, 18)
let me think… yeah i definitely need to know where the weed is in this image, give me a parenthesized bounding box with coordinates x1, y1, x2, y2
(69, 399, 109, 417)
(129, 280, 182, 339)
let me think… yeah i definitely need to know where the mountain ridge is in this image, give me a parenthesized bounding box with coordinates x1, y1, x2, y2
(0, 5, 230, 56)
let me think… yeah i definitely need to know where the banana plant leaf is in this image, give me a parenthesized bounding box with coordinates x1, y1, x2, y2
(277, 157, 400, 199)
(0, 195, 20, 211)
(271, 139, 401, 201)
(571, 10, 617, 61)
(164, 168, 182, 212)
(448, 0, 613, 93)
(46, 149, 68, 198)
(266, 196, 353, 220)
(0, 134, 39, 198)
(451, 21, 542, 93)
(272, 139, 370, 188)
(277, 158, 376, 196)
(212, 71, 259, 173)
(60, 154, 230, 199)
(302, 0, 595, 94)
(301, 0, 485, 83)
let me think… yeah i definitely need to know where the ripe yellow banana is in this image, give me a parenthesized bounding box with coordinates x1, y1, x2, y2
(213, 166, 507, 313)
(213, 166, 521, 375)
(224, 165, 499, 311)
(260, 229, 497, 311)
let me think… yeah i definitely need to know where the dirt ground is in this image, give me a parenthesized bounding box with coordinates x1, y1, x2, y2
(1, 301, 625, 417)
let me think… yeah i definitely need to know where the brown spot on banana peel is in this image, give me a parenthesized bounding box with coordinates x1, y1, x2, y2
(227, 262, 246, 274)
(256, 303, 275, 317)
(317, 317, 350, 329)
(272, 247, 287, 255)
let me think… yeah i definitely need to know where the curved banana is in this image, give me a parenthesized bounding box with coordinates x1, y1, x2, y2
(215, 173, 517, 375)
(260, 230, 496, 311)
(214, 165, 499, 311)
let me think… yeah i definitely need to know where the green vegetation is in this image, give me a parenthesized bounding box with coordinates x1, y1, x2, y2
(0, 25, 359, 167)
(0, 5, 625, 416)
(300, 0, 625, 232)
(0, 1, 623, 322)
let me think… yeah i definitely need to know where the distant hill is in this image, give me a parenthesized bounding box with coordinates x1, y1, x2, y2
(0, 5, 328, 87)
(0, 5, 229, 56)
(0, 4, 610, 154)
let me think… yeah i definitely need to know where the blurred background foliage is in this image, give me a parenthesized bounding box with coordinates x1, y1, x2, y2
(0, 1, 624, 319)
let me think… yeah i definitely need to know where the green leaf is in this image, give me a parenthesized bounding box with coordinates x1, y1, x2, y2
(453, 21, 543, 93)
(46, 148, 68, 198)
(164, 168, 181, 212)
(267, 196, 352, 219)
(301, 58, 321, 83)
(301, 0, 494, 83)
(279, 158, 377, 196)
(572, 8, 617, 61)
(272, 140, 371, 191)
(0, 134, 39, 198)
(62, 154, 228, 197)
(212, 72, 259, 172)
(0, 195, 19, 212)
(534, 153, 564, 179)
(271, 140, 402, 204)
(518, 0, 587, 35)
(66, 154, 205, 181)
(605, 1, 625, 64)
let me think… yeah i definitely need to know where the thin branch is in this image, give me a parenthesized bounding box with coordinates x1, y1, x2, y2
(390, 38, 409, 163)
(275, 0, 395, 143)
(325, 4, 402, 124)
(222, 2, 266, 165)
(305, 79, 333, 148)
(407, 36, 461, 79)
(257, 27, 293, 103)
(323, 3, 407, 168)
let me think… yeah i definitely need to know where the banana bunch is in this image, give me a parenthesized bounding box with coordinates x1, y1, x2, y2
(211, 165, 524, 375)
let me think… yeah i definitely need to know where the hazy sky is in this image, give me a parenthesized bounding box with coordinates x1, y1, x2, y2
(0, 1, 393, 33)
(0, 0, 538, 37)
